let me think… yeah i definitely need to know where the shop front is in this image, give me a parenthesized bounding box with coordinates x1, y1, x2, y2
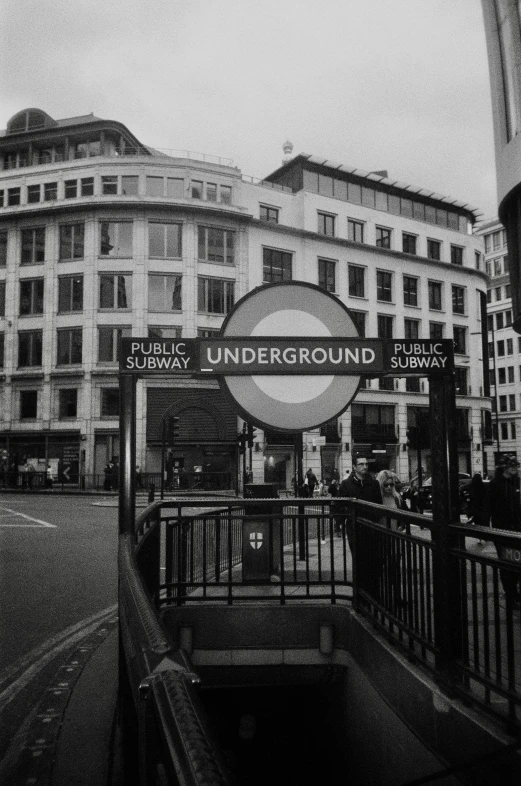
(0, 431, 81, 487)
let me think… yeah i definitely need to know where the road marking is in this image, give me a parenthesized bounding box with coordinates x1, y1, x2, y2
(0, 505, 56, 528)
(0, 604, 117, 705)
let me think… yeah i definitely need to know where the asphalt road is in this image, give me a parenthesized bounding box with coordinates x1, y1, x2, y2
(0, 494, 119, 773)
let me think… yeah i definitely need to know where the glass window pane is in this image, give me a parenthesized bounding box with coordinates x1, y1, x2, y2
(166, 224, 181, 257)
(146, 177, 163, 196)
(149, 224, 164, 257)
(148, 276, 164, 311)
(117, 276, 130, 309)
(167, 178, 184, 198)
(100, 276, 114, 308)
(121, 176, 139, 195)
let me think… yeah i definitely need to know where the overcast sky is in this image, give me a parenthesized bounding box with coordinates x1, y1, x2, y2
(0, 0, 498, 220)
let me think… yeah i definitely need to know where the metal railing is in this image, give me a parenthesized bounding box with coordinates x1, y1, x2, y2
(120, 497, 521, 783)
(0, 470, 233, 493)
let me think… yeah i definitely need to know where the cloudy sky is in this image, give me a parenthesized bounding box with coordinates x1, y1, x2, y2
(1, 0, 498, 220)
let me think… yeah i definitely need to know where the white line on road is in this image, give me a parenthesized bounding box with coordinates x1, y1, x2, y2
(0, 505, 56, 528)
(0, 604, 117, 707)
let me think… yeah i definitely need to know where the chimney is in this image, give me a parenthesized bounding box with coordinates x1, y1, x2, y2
(282, 140, 294, 165)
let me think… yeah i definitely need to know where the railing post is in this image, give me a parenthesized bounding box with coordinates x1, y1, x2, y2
(429, 373, 463, 687)
(118, 374, 136, 536)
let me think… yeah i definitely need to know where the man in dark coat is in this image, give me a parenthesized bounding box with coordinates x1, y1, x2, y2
(488, 456, 521, 608)
(333, 456, 382, 542)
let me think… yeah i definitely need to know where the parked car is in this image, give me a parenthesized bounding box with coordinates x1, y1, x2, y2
(419, 472, 471, 511)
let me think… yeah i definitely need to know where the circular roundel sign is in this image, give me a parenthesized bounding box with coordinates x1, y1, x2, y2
(219, 282, 361, 432)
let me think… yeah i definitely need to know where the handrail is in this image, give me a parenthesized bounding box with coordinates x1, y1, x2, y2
(120, 496, 521, 782)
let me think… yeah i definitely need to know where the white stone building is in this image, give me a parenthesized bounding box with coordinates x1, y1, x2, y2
(0, 108, 489, 489)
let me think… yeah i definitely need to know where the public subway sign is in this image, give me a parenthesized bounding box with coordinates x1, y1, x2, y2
(119, 337, 454, 375)
(119, 283, 454, 432)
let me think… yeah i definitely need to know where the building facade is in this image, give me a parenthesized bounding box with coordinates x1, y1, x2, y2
(476, 217, 521, 469)
(0, 108, 490, 489)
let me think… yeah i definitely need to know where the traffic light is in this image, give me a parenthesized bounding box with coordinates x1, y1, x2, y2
(237, 431, 247, 455)
(165, 416, 180, 444)
(247, 423, 258, 448)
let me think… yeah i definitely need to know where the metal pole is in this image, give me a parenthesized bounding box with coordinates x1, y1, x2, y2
(296, 432, 306, 560)
(118, 374, 136, 536)
(429, 373, 462, 685)
(160, 420, 166, 500)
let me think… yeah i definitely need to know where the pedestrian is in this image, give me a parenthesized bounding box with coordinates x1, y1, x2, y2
(46, 463, 54, 490)
(26, 461, 35, 490)
(377, 470, 407, 611)
(467, 473, 489, 545)
(135, 465, 144, 489)
(328, 468, 340, 497)
(304, 468, 318, 497)
(488, 456, 521, 609)
(103, 461, 114, 491)
(333, 457, 382, 543)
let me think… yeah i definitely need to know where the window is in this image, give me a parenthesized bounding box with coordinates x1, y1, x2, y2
(487, 290, 491, 303)
(76, 140, 100, 158)
(489, 369, 496, 387)
(507, 338, 513, 355)
(506, 310, 512, 326)
(167, 178, 184, 198)
(380, 377, 395, 391)
(148, 326, 179, 340)
(452, 285, 465, 314)
(497, 340, 505, 357)
(81, 177, 94, 196)
(403, 276, 418, 306)
(0, 333, 4, 368)
(404, 319, 420, 339)
(58, 275, 83, 312)
(43, 182, 57, 201)
(376, 271, 392, 302)
(406, 378, 421, 392)
(454, 367, 468, 395)
(427, 239, 441, 261)
(98, 327, 131, 363)
(0, 282, 5, 316)
(375, 226, 391, 248)
(428, 281, 443, 310)
(21, 227, 45, 264)
(101, 388, 120, 417)
(198, 226, 235, 264)
(318, 259, 336, 292)
(402, 233, 417, 255)
(453, 326, 467, 354)
(260, 205, 279, 223)
(121, 176, 138, 195)
(509, 394, 516, 411)
(146, 176, 164, 197)
(348, 265, 365, 297)
(148, 274, 182, 311)
(99, 274, 132, 309)
(57, 328, 82, 365)
(0, 231, 6, 267)
(475, 251, 481, 270)
(20, 278, 44, 315)
(18, 330, 42, 367)
(197, 328, 221, 337)
(220, 185, 232, 204)
(496, 312, 504, 330)
(348, 219, 364, 243)
(377, 314, 393, 338)
(198, 277, 235, 314)
(495, 287, 502, 301)
(64, 179, 77, 198)
(100, 222, 133, 257)
(494, 258, 502, 275)
(430, 322, 444, 339)
(101, 176, 118, 195)
(497, 367, 506, 385)
(8, 188, 20, 206)
(450, 245, 463, 265)
(20, 390, 37, 419)
(148, 223, 182, 258)
(59, 389, 77, 418)
(206, 183, 217, 202)
(59, 223, 84, 261)
(191, 181, 203, 199)
(27, 184, 41, 203)
(263, 248, 292, 282)
(350, 311, 366, 337)
(501, 423, 509, 441)
(351, 404, 395, 438)
(499, 395, 507, 412)
(508, 366, 515, 382)
(512, 423, 517, 440)
(318, 212, 335, 237)
(492, 231, 501, 250)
